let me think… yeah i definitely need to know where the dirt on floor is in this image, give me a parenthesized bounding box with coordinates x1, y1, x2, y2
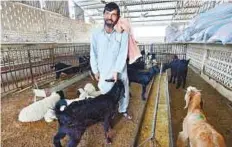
(1, 76, 146, 147)
(2, 68, 232, 147)
(169, 68, 232, 147)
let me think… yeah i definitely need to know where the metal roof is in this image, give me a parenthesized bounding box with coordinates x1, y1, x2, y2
(73, 0, 223, 26)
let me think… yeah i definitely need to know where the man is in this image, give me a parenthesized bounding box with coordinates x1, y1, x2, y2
(90, 2, 131, 119)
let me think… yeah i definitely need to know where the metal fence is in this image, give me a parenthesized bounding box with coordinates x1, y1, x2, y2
(2, 43, 230, 96)
(1, 43, 90, 94)
(138, 43, 187, 64)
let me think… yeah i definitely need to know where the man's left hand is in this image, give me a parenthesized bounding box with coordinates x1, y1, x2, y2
(113, 72, 118, 83)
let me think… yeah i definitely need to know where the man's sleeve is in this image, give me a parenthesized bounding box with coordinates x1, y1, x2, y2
(90, 33, 99, 74)
(114, 32, 129, 73)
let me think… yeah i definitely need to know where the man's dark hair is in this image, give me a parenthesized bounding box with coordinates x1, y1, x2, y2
(103, 2, 120, 16)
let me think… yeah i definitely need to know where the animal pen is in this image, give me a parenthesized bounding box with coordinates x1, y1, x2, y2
(1, 1, 232, 147)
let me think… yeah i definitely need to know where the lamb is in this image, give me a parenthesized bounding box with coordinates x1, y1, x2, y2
(44, 89, 85, 123)
(177, 86, 226, 147)
(44, 83, 101, 122)
(127, 65, 160, 100)
(163, 56, 190, 89)
(83, 83, 101, 97)
(53, 79, 125, 147)
(18, 91, 64, 122)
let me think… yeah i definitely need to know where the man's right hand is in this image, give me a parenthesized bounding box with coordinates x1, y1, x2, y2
(94, 73, 100, 81)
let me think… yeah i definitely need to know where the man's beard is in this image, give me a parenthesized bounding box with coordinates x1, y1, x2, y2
(104, 19, 115, 28)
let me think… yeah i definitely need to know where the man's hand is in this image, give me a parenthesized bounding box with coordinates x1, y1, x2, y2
(95, 73, 100, 81)
(113, 72, 118, 83)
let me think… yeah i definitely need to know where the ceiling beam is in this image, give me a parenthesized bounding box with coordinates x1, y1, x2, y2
(125, 12, 195, 18)
(78, 2, 101, 7)
(131, 18, 189, 23)
(122, 5, 200, 13)
(90, 12, 195, 20)
(81, 0, 176, 9)
(94, 18, 189, 24)
(86, 5, 199, 16)
(131, 21, 188, 26)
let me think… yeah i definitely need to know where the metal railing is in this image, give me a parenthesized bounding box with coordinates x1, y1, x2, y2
(1, 43, 90, 94)
(138, 43, 187, 64)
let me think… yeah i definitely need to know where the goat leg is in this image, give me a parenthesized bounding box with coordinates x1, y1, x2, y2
(103, 115, 112, 144)
(182, 74, 187, 89)
(177, 131, 188, 147)
(176, 75, 182, 89)
(141, 85, 147, 100)
(67, 129, 85, 147)
(173, 74, 177, 84)
(53, 128, 66, 147)
(169, 75, 173, 83)
(56, 72, 61, 79)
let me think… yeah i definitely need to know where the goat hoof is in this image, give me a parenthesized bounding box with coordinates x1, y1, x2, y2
(106, 138, 112, 144)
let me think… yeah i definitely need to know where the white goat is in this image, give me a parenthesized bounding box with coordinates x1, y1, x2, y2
(44, 83, 101, 122)
(19, 91, 63, 122)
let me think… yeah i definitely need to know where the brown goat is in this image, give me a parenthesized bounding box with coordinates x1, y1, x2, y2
(177, 86, 226, 147)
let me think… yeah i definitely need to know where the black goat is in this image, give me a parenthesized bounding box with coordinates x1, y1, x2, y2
(53, 79, 125, 147)
(51, 56, 90, 79)
(163, 59, 190, 89)
(51, 62, 79, 79)
(127, 58, 145, 70)
(128, 66, 160, 100)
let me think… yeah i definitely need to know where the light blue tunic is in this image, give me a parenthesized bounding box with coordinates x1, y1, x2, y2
(90, 27, 129, 113)
(90, 27, 128, 93)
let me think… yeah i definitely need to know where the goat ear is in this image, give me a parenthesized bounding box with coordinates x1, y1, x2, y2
(184, 92, 191, 109)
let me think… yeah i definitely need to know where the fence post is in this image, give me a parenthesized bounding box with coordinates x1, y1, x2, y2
(50, 44, 55, 66)
(27, 49, 34, 85)
(201, 49, 208, 74)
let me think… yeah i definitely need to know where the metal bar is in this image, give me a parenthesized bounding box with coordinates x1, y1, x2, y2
(87, 5, 200, 16)
(3, 49, 11, 92)
(132, 18, 189, 23)
(92, 12, 195, 20)
(126, 12, 195, 18)
(78, 2, 102, 7)
(28, 48, 35, 86)
(81, 0, 176, 9)
(6, 48, 17, 90)
(165, 71, 174, 147)
(150, 63, 163, 139)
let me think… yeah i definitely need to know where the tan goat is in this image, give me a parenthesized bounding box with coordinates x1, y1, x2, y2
(177, 86, 226, 147)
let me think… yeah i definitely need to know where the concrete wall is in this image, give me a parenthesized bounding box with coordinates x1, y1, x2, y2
(1, 1, 92, 43)
(187, 43, 232, 102)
